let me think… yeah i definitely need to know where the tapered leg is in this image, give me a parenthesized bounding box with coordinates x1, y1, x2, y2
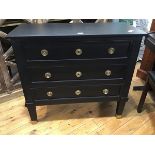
(137, 80, 150, 113)
(116, 99, 126, 119)
(26, 104, 37, 121)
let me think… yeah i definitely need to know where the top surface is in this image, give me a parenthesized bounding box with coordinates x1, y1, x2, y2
(6, 23, 146, 38)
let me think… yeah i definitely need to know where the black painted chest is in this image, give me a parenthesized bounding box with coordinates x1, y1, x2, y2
(7, 23, 145, 121)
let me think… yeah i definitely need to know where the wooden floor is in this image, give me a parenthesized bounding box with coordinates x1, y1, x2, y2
(1, 62, 155, 135)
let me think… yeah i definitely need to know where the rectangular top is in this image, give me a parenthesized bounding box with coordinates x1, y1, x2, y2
(7, 23, 146, 38)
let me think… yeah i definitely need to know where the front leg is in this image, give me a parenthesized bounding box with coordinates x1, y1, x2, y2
(116, 99, 126, 119)
(26, 103, 38, 121)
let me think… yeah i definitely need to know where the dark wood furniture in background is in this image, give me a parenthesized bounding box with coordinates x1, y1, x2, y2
(137, 71, 155, 112)
(7, 23, 145, 121)
(136, 19, 155, 81)
(137, 33, 155, 112)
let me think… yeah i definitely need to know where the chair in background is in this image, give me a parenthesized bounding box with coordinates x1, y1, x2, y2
(137, 33, 155, 112)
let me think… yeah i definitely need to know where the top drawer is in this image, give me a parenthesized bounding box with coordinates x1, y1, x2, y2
(22, 40, 130, 60)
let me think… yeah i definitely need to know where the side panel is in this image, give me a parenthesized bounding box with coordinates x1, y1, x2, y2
(120, 37, 143, 99)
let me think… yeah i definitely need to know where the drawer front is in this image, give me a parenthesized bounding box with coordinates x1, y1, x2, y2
(26, 64, 126, 82)
(23, 41, 130, 60)
(30, 84, 121, 100)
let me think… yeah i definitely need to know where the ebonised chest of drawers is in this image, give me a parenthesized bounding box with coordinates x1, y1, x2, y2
(7, 23, 145, 121)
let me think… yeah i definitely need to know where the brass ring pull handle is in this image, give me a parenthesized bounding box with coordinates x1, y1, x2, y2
(45, 72, 52, 79)
(105, 70, 112, 76)
(41, 49, 48, 56)
(102, 89, 109, 95)
(76, 71, 82, 78)
(75, 49, 82, 55)
(47, 91, 53, 97)
(108, 47, 115, 55)
(75, 90, 81, 96)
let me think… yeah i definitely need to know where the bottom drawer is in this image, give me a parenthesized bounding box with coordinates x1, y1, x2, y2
(30, 84, 121, 100)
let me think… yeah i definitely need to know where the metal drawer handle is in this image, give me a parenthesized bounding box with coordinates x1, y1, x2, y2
(102, 89, 109, 95)
(108, 47, 115, 55)
(41, 49, 48, 56)
(45, 72, 52, 79)
(47, 91, 53, 97)
(75, 90, 81, 96)
(75, 49, 82, 55)
(76, 71, 82, 78)
(105, 70, 112, 76)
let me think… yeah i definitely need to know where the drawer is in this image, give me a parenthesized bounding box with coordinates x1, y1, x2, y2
(30, 84, 121, 100)
(26, 64, 127, 82)
(23, 41, 130, 60)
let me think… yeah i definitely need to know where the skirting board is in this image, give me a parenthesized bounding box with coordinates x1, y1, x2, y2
(0, 88, 23, 104)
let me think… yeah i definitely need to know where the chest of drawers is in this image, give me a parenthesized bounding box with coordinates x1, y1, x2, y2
(7, 23, 145, 121)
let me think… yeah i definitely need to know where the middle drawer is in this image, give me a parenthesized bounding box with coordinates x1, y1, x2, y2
(26, 63, 127, 83)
